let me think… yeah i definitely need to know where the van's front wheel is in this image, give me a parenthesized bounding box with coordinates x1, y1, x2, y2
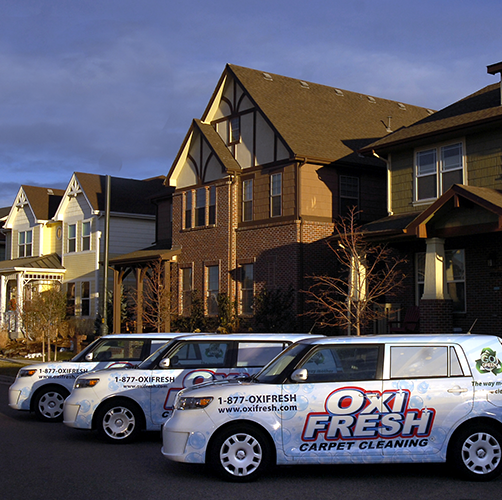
(209, 424, 271, 482)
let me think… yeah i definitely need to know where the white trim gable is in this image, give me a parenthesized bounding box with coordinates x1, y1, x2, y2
(53, 173, 94, 221)
(4, 187, 36, 229)
(168, 128, 229, 189)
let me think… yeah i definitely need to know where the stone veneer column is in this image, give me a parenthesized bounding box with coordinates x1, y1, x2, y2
(419, 237, 453, 333)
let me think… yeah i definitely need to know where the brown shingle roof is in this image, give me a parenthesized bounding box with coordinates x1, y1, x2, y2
(361, 83, 502, 153)
(74, 172, 168, 215)
(21, 186, 65, 220)
(221, 64, 433, 165)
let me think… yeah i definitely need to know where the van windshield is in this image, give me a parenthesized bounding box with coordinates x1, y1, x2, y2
(254, 342, 310, 384)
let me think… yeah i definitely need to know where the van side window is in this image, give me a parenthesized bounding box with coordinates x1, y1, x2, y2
(299, 345, 380, 382)
(450, 346, 464, 376)
(391, 346, 447, 378)
(168, 342, 229, 368)
(236, 342, 288, 367)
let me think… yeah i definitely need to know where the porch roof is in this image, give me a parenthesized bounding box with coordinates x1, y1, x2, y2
(0, 253, 65, 274)
(109, 244, 181, 267)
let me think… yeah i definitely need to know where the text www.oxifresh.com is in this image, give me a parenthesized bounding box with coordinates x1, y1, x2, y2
(217, 404, 297, 413)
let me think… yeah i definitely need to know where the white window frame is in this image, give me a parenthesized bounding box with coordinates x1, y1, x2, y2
(82, 220, 91, 251)
(414, 140, 465, 203)
(206, 265, 219, 316)
(181, 266, 193, 315)
(18, 229, 33, 258)
(81, 281, 91, 316)
(184, 191, 192, 229)
(195, 188, 206, 227)
(68, 224, 77, 253)
(240, 263, 254, 315)
(270, 172, 282, 217)
(242, 179, 253, 221)
(208, 185, 216, 225)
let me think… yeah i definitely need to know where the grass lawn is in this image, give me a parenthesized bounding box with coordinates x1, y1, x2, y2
(0, 359, 27, 378)
(0, 352, 74, 379)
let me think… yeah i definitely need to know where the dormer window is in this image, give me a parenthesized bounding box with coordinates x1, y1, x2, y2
(229, 116, 240, 144)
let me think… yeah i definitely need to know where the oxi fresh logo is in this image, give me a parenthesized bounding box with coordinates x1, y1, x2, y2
(302, 387, 436, 442)
(476, 348, 502, 375)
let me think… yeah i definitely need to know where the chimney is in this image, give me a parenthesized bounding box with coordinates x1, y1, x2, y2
(487, 61, 502, 106)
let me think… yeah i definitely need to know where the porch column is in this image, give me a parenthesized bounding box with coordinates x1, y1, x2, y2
(112, 268, 123, 334)
(135, 267, 149, 333)
(422, 238, 450, 300)
(0, 275, 5, 325)
(162, 261, 171, 333)
(15, 272, 23, 338)
(420, 237, 453, 333)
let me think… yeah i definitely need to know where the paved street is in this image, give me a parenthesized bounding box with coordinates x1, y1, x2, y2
(1, 378, 501, 500)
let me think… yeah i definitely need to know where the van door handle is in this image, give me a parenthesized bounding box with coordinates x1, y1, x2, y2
(448, 386, 468, 394)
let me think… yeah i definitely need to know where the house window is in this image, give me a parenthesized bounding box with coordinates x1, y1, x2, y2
(68, 224, 76, 252)
(81, 282, 90, 316)
(82, 221, 91, 251)
(181, 267, 193, 315)
(67, 282, 75, 316)
(206, 265, 219, 316)
(229, 116, 240, 144)
(209, 186, 216, 225)
(185, 191, 192, 229)
(196, 188, 206, 227)
(18, 230, 32, 257)
(416, 249, 465, 312)
(415, 142, 464, 201)
(340, 175, 359, 216)
(242, 179, 253, 221)
(270, 173, 282, 217)
(240, 263, 254, 315)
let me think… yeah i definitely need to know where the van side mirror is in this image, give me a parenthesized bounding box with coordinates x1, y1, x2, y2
(291, 368, 308, 383)
(159, 358, 171, 369)
(85, 353, 93, 361)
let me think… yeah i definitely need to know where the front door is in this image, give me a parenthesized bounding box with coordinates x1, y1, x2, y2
(281, 344, 384, 461)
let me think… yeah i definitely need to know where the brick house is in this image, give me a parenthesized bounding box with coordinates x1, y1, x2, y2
(359, 61, 502, 334)
(122, 64, 431, 333)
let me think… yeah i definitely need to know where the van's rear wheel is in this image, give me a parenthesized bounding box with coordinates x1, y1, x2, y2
(450, 425, 502, 481)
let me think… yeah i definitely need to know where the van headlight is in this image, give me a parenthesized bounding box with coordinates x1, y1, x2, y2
(175, 396, 213, 410)
(18, 368, 37, 377)
(74, 378, 100, 389)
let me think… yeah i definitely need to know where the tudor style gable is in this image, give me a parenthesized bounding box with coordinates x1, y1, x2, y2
(202, 68, 290, 170)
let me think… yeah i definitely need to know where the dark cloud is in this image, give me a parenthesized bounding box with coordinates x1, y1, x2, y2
(0, 0, 500, 206)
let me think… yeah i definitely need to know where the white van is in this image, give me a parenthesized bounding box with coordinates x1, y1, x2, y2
(9, 333, 178, 422)
(64, 333, 316, 442)
(162, 334, 502, 482)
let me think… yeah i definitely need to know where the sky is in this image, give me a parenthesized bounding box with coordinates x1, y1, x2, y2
(0, 0, 501, 208)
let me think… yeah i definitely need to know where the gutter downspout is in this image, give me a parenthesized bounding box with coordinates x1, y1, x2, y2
(296, 158, 307, 325)
(372, 150, 393, 216)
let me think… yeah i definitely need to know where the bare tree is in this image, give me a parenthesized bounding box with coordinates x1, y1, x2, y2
(304, 209, 407, 336)
(140, 259, 172, 333)
(21, 286, 69, 361)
